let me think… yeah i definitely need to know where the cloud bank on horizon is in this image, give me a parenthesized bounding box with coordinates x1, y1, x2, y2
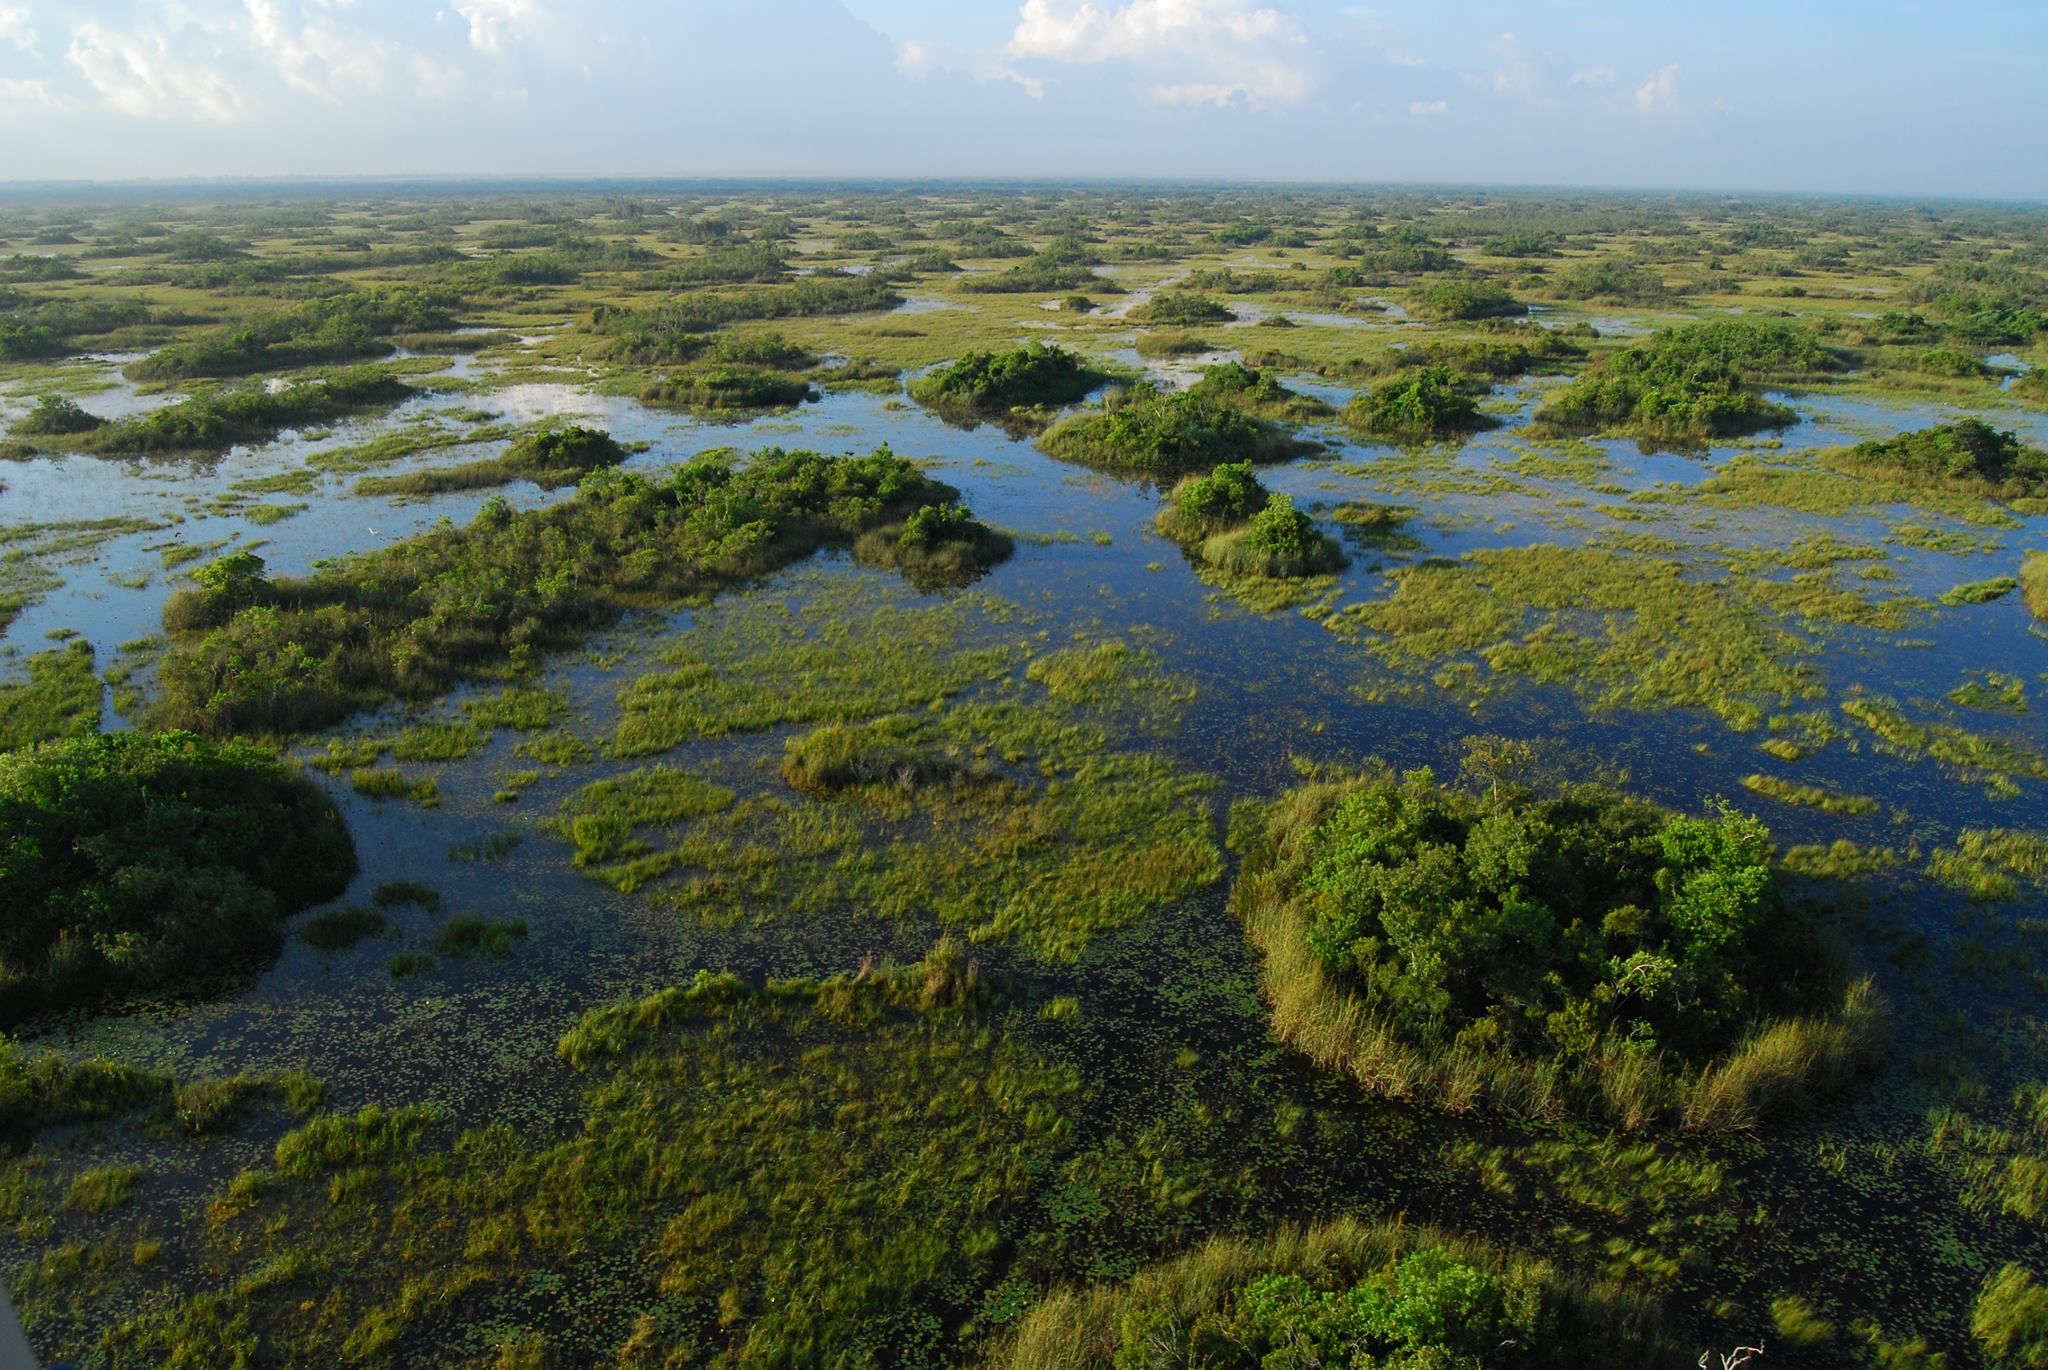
(0, 0, 2040, 197)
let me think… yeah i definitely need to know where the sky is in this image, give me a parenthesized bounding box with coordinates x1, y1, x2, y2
(0, 0, 2041, 198)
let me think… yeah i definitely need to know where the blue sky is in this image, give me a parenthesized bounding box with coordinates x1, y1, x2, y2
(0, 0, 2040, 197)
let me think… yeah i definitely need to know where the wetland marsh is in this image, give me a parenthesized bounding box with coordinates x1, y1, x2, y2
(3, 185, 2048, 1367)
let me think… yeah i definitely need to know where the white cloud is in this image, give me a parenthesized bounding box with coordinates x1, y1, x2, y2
(0, 6, 34, 53)
(68, 18, 245, 121)
(1007, 0, 1316, 107)
(244, 0, 391, 102)
(0, 74, 55, 109)
(408, 51, 463, 101)
(1570, 65, 1615, 87)
(895, 37, 1047, 100)
(1386, 53, 1423, 68)
(895, 39, 933, 74)
(1481, 31, 1549, 102)
(454, 0, 538, 57)
(1408, 97, 1446, 118)
(1635, 62, 1681, 114)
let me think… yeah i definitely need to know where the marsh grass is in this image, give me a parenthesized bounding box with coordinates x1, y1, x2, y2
(0, 639, 98, 750)
(999, 1217, 1674, 1369)
(353, 424, 627, 497)
(1739, 772, 1881, 816)
(1323, 541, 1846, 732)
(432, 914, 528, 958)
(576, 620, 1216, 960)
(2024, 553, 2048, 620)
(299, 907, 388, 952)
(77, 948, 1085, 1364)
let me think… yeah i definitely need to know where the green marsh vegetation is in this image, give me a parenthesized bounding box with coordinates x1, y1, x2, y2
(1535, 319, 1845, 443)
(67, 366, 415, 457)
(1001, 1217, 1673, 1367)
(0, 731, 354, 1022)
(0, 640, 99, 750)
(353, 424, 626, 497)
(1405, 276, 1528, 322)
(635, 367, 817, 412)
(906, 342, 1113, 431)
(1231, 765, 1876, 1130)
(1344, 363, 1492, 438)
(150, 446, 972, 735)
(1128, 292, 1235, 326)
(852, 501, 1016, 589)
(1039, 371, 1321, 475)
(11, 186, 2048, 1365)
(122, 290, 455, 382)
(1830, 419, 2048, 503)
(957, 237, 1117, 295)
(572, 616, 1219, 961)
(2026, 553, 2048, 620)
(1155, 462, 1345, 604)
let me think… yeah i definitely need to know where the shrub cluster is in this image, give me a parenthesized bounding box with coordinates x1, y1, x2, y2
(152, 447, 962, 735)
(1231, 767, 1877, 1128)
(0, 732, 355, 1022)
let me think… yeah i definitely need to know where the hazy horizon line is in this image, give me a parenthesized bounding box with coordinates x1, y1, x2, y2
(0, 174, 2042, 209)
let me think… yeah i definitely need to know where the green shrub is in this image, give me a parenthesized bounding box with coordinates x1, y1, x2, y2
(957, 240, 1111, 295)
(356, 425, 628, 498)
(1128, 292, 1234, 326)
(1039, 383, 1317, 475)
(0, 732, 354, 1022)
(1230, 767, 1874, 1128)
(1834, 419, 2048, 499)
(124, 290, 452, 381)
(852, 502, 1015, 589)
(1545, 259, 1673, 304)
(1160, 462, 1268, 540)
(13, 394, 104, 435)
(81, 367, 412, 456)
(638, 368, 815, 411)
(1534, 320, 1838, 441)
(907, 343, 1107, 428)
(1407, 277, 1526, 321)
(1345, 364, 1489, 436)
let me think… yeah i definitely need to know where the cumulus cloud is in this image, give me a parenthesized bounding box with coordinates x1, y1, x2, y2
(0, 6, 34, 52)
(1570, 65, 1615, 87)
(68, 18, 245, 121)
(1635, 62, 1681, 114)
(896, 35, 1047, 100)
(454, 0, 539, 57)
(1006, 0, 1316, 107)
(245, 0, 392, 101)
(1408, 97, 1446, 118)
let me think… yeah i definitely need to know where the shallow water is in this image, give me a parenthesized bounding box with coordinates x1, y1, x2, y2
(7, 322, 2048, 1360)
